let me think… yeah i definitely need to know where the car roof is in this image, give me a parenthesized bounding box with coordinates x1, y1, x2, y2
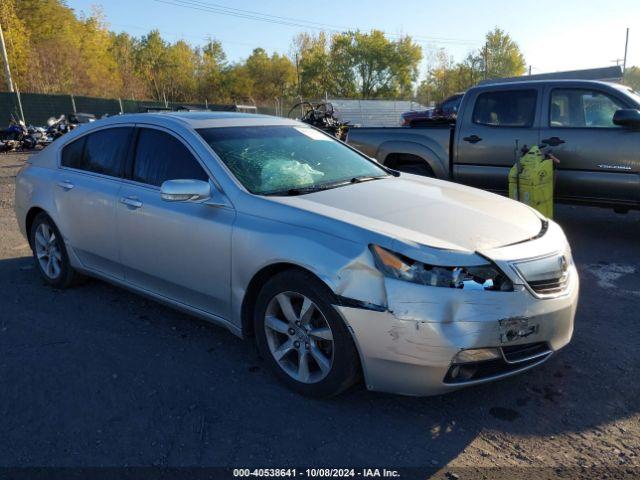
(91, 111, 301, 130)
(471, 79, 618, 89)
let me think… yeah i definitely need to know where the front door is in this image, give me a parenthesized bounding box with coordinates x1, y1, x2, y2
(455, 88, 540, 193)
(541, 87, 640, 205)
(117, 126, 235, 320)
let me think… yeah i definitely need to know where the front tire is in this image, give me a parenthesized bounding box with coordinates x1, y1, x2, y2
(30, 212, 82, 288)
(254, 270, 360, 397)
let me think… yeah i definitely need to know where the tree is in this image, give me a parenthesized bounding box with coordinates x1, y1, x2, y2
(136, 30, 169, 101)
(293, 32, 327, 98)
(482, 27, 526, 79)
(244, 48, 296, 101)
(74, 9, 122, 97)
(417, 28, 526, 104)
(331, 30, 422, 99)
(0, 0, 31, 90)
(13, 0, 81, 93)
(110, 32, 146, 99)
(624, 66, 640, 91)
(197, 39, 227, 102)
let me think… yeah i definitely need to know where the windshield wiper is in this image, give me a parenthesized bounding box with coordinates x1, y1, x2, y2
(349, 175, 388, 183)
(267, 180, 352, 196)
(264, 175, 389, 196)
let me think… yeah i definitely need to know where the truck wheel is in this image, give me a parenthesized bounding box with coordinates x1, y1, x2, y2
(397, 162, 435, 177)
(385, 154, 435, 177)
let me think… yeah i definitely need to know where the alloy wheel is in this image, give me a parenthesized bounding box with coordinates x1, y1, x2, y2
(264, 291, 334, 384)
(34, 223, 62, 280)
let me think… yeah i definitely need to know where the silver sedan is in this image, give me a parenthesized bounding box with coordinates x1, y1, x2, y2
(14, 112, 578, 396)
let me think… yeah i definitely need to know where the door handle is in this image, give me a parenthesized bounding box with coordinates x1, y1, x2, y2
(463, 135, 482, 144)
(120, 196, 143, 209)
(541, 136, 565, 147)
(56, 180, 74, 190)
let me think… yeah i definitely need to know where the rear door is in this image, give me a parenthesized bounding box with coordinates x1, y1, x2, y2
(54, 126, 134, 279)
(455, 87, 541, 193)
(540, 86, 639, 205)
(117, 126, 235, 319)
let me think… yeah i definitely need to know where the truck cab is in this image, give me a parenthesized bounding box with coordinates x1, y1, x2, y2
(456, 80, 640, 209)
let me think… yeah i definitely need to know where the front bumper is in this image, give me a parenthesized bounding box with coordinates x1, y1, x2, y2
(337, 265, 578, 396)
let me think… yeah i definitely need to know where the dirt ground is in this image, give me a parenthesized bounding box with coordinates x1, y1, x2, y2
(0, 151, 638, 478)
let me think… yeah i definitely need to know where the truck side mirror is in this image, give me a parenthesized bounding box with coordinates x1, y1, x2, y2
(613, 109, 640, 129)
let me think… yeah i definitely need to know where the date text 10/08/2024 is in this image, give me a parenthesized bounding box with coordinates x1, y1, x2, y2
(233, 469, 401, 478)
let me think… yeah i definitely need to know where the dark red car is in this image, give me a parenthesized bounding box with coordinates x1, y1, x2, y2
(401, 93, 464, 126)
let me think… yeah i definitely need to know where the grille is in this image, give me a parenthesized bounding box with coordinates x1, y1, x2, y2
(513, 253, 571, 297)
(528, 274, 569, 295)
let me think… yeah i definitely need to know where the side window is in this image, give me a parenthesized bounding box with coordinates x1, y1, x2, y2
(61, 127, 132, 177)
(61, 136, 86, 169)
(441, 96, 461, 115)
(83, 128, 132, 176)
(550, 89, 625, 128)
(472, 90, 537, 127)
(133, 129, 209, 187)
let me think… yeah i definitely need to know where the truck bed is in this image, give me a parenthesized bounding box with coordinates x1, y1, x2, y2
(346, 124, 453, 179)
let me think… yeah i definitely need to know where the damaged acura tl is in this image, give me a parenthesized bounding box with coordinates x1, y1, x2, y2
(14, 112, 578, 396)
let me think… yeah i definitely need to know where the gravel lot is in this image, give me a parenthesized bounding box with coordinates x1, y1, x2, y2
(0, 152, 639, 477)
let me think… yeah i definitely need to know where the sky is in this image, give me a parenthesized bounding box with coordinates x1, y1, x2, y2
(66, 0, 639, 77)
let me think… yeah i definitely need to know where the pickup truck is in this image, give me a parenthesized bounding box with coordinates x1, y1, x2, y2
(347, 79, 640, 211)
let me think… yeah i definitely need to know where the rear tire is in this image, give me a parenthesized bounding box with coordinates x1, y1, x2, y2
(254, 270, 360, 397)
(396, 162, 434, 177)
(385, 154, 435, 177)
(29, 212, 83, 289)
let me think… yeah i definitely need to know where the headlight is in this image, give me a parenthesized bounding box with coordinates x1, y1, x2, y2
(370, 245, 513, 291)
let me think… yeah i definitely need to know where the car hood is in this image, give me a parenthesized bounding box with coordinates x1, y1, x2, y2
(268, 175, 543, 252)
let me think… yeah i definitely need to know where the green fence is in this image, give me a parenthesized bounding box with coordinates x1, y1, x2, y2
(0, 91, 248, 126)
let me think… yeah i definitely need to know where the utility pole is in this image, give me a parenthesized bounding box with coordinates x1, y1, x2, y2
(528, 65, 532, 76)
(483, 42, 488, 80)
(0, 21, 15, 92)
(622, 27, 629, 74)
(295, 53, 301, 97)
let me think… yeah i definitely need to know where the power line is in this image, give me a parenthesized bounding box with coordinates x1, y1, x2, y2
(180, 0, 475, 44)
(150, 0, 476, 46)
(109, 22, 279, 49)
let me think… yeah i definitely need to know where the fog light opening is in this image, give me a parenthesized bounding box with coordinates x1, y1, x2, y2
(450, 364, 477, 380)
(452, 347, 502, 365)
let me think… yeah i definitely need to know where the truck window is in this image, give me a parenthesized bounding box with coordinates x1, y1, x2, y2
(472, 90, 537, 127)
(550, 89, 625, 128)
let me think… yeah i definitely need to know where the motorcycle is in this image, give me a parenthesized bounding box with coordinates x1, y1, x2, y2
(46, 115, 71, 141)
(0, 117, 35, 151)
(287, 102, 349, 140)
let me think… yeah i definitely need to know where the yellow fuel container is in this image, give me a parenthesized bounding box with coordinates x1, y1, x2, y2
(508, 145, 554, 218)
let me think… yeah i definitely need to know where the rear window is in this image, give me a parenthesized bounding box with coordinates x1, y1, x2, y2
(472, 90, 537, 127)
(61, 127, 132, 177)
(61, 136, 85, 170)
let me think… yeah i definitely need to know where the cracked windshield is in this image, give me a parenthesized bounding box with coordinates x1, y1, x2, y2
(197, 126, 388, 195)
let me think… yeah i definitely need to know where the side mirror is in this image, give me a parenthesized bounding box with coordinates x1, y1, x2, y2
(613, 109, 640, 129)
(160, 178, 227, 208)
